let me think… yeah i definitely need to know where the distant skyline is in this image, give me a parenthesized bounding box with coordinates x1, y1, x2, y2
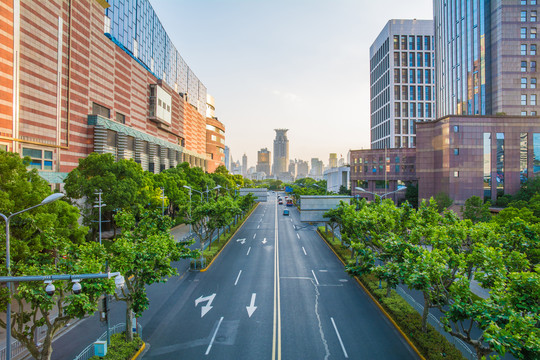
(149, 0, 433, 168)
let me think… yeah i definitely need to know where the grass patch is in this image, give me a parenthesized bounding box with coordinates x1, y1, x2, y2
(89, 332, 142, 360)
(317, 227, 466, 360)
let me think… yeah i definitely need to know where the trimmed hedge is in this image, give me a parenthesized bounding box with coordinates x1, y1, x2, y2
(317, 227, 466, 360)
(89, 332, 142, 360)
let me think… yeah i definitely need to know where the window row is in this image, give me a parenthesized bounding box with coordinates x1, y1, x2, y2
(521, 44, 537, 55)
(520, 10, 537, 22)
(521, 77, 537, 88)
(521, 60, 537, 72)
(22, 148, 53, 171)
(393, 52, 433, 67)
(521, 0, 537, 4)
(521, 27, 538, 38)
(394, 119, 416, 135)
(394, 85, 433, 101)
(394, 136, 416, 148)
(393, 69, 433, 84)
(521, 111, 538, 115)
(352, 163, 416, 174)
(393, 35, 432, 51)
(520, 94, 538, 105)
(394, 102, 433, 118)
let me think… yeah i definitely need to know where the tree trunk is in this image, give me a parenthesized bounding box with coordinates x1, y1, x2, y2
(422, 293, 430, 333)
(126, 307, 134, 342)
(38, 334, 53, 360)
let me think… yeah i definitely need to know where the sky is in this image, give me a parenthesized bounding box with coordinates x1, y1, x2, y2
(149, 0, 433, 169)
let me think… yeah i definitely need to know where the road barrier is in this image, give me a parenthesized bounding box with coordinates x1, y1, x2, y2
(73, 323, 143, 360)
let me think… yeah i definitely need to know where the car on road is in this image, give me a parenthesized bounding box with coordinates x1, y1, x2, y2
(283, 209, 289, 216)
(278, 200, 283, 205)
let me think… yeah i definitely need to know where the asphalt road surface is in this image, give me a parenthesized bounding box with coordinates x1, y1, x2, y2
(51, 193, 419, 360)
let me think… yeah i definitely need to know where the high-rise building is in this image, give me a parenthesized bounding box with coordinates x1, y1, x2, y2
(434, 0, 540, 117)
(329, 153, 338, 168)
(205, 94, 226, 173)
(310, 158, 324, 177)
(224, 146, 230, 171)
(242, 154, 248, 176)
(273, 129, 289, 176)
(288, 160, 297, 179)
(370, 19, 435, 149)
(1, 0, 211, 184)
(296, 160, 309, 178)
(256, 148, 271, 176)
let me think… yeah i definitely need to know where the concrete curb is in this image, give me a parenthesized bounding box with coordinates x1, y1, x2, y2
(131, 341, 146, 360)
(315, 229, 426, 360)
(200, 203, 260, 272)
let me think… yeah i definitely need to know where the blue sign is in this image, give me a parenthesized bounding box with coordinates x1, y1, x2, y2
(285, 186, 293, 193)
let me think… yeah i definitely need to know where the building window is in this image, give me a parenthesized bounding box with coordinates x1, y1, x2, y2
(522, 111, 528, 116)
(116, 112, 125, 124)
(408, 35, 415, 50)
(417, 53, 423, 67)
(403, 119, 408, 134)
(532, 44, 537, 55)
(522, 77, 528, 88)
(454, 148, 460, 155)
(532, 28, 537, 38)
(394, 52, 400, 66)
(401, 52, 407, 66)
(454, 125, 459, 132)
(532, 78, 537, 88)
(531, 11, 537, 22)
(424, 36, 431, 50)
(522, 94, 528, 105)
(402, 102, 408, 117)
(521, 0, 527, 4)
(92, 102, 110, 118)
(401, 35, 407, 50)
(417, 36, 423, 50)
(496, 133, 505, 190)
(424, 53, 431, 66)
(394, 103, 401, 117)
(532, 94, 537, 105)
(521, 11, 527, 22)
(520, 133, 528, 184)
(532, 61, 537, 72)
(484, 133, 491, 197)
(532, 0, 538, 5)
(417, 86, 424, 100)
(394, 69, 400, 83)
(402, 69, 408, 83)
(22, 148, 53, 170)
(454, 171, 459, 177)
(409, 69, 416, 84)
(410, 85, 416, 100)
(522, 44, 528, 55)
(409, 53, 415, 67)
(425, 69, 431, 83)
(532, 111, 538, 115)
(522, 61, 528, 72)
(402, 86, 408, 99)
(393, 35, 399, 49)
(521, 27, 527, 39)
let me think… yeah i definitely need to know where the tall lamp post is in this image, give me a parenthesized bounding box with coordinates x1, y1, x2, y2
(160, 187, 167, 215)
(203, 185, 222, 202)
(1, 193, 64, 360)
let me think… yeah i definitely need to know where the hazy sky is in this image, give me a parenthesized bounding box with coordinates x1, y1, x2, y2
(149, 0, 433, 168)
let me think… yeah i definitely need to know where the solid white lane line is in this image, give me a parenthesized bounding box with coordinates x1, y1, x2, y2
(302, 247, 307, 256)
(311, 270, 319, 286)
(331, 317, 349, 358)
(205, 316, 224, 355)
(234, 270, 242, 286)
(296, 233, 300, 239)
(253, 233, 257, 239)
(257, 225, 260, 229)
(246, 247, 251, 256)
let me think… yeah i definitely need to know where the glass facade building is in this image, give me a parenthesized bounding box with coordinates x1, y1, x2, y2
(370, 20, 435, 150)
(434, 0, 540, 117)
(104, 0, 207, 116)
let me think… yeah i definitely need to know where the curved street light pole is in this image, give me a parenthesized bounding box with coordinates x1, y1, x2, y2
(1, 193, 64, 360)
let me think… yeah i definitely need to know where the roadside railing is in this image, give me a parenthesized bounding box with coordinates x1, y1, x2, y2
(73, 322, 143, 360)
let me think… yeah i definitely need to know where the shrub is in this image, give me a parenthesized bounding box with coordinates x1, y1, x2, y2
(89, 332, 142, 360)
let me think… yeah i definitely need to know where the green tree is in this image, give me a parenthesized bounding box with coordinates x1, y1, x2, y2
(403, 182, 418, 208)
(462, 196, 491, 223)
(434, 192, 453, 212)
(110, 208, 197, 341)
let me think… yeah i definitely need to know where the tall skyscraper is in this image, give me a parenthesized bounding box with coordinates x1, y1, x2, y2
(329, 153, 338, 168)
(296, 160, 309, 178)
(242, 153, 248, 176)
(370, 19, 435, 149)
(224, 146, 230, 171)
(434, 0, 540, 117)
(273, 129, 289, 176)
(257, 148, 271, 175)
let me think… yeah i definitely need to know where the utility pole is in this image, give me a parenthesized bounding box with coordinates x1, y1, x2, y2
(94, 191, 110, 346)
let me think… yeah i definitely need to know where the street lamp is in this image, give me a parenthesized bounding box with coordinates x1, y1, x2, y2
(204, 185, 222, 202)
(1, 193, 64, 360)
(160, 187, 167, 215)
(182, 185, 198, 234)
(311, 183, 327, 195)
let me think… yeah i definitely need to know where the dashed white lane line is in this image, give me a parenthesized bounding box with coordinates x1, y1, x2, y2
(302, 247, 307, 256)
(205, 317, 224, 355)
(331, 317, 349, 358)
(296, 233, 300, 239)
(247, 247, 251, 256)
(235, 270, 242, 286)
(311, 270, 319, 286)
(257, 225, 260, 229)
(253, 233, 256, 239)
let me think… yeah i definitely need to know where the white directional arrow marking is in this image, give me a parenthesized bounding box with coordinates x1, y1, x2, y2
(246, 293, 257, 317)
(236, 238, 246, 244)
(262, 238, 267, 244)
(195, 293, 216, 318)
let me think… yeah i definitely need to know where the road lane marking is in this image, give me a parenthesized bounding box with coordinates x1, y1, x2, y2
(302, 247, 307, 256)
(195, 294, 216, 318)
(331, 317, 349, 358)
(262, 238, 267, 244)
(257, 224, 260, 229)
(246, 293, 257, 317)
(246, 247, 251, 256)
(272, 199, 281, 360)
(311, 270, 319, 286)
(205, 316, 224, 355)
(253, 233, 257, 239)
(234, 270, 242, 286)
(296, 233, 300, 239)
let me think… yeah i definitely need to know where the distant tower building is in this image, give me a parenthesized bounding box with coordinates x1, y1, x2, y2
(257, 148, 271, 176)
(242, 153, 248, 176)
(273, 129, 289, 176)
(329, 153, 338, 168)
(224, 146, 230, 171)
(370, 19, 435, 149)
(288, 160, 297, 179)
(310, 158, 323, 177)
(296, 160, 309, 178)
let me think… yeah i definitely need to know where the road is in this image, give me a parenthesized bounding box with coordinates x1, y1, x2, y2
(51, 193, 418, 359)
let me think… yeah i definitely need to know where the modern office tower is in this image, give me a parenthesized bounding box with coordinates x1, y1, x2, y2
(273, 129, 289, 176)
(329, 153, 338, 168)
(296, 160, 309, 178)
(370, 19, 435, 150)
(1, 0, 210, 184)
(242, 154, 248, 176)
(224, 146, 230, 171)
(434, 0, 540, 117)
(205, 94, 226, 173)
(288, 160, 297, 179)
(257, 148, 271, 176)
(310, 158, 324, 177)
